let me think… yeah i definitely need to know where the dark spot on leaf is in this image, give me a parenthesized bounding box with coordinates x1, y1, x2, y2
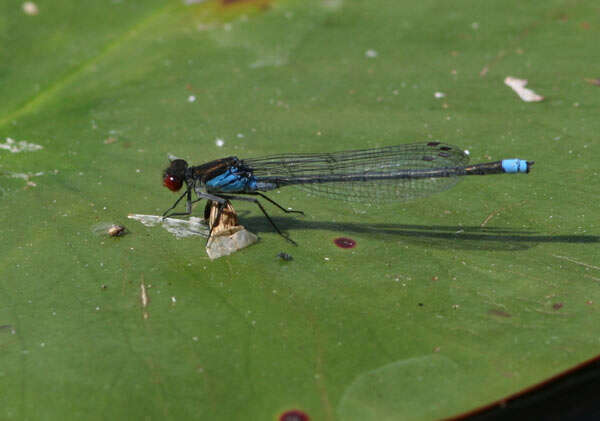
(438, 152, 450, 158)
(553, 303, 563, 310)
(427, 142, 440, 147)
(334, 237, 356, 249)
(277, 252, 293, 261)
(488, 309, 511, 318)
(418, 302, 424, 307)
(440, 146, 452, 151)
(221, 0, 271, 7)
(279, 409, 309, 421)
(422, 155, 435, 161)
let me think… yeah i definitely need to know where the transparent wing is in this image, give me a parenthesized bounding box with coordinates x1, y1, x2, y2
(241, 142, 469, 202)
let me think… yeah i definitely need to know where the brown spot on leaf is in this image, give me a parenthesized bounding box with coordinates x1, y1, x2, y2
(488, 309, 511, 318)
(553, 303, 563, 310)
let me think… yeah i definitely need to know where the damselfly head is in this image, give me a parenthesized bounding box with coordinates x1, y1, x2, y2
(163, 159, 188, 192)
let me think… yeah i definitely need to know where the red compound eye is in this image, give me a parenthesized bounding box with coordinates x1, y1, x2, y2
(163, 175, 183, 191)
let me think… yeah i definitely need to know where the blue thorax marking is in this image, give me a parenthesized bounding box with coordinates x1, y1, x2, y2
(205, 167, 259, 193)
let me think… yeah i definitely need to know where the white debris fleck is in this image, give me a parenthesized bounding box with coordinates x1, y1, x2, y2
(471, 22, 479, 30)
(188, 95, 196, 103)
(95, 306, 100, 311)
(215, 138, 225, 147)
(236, 133, 244, 138)
(434, 92, 446, 99)
(504, 77, 544, 102)
(171, 296, 176, 303)
(464, 149, 470, 155)
(0, 138, 43, 153)
(365, 49, 378, 58)
(22, 2, 38, 15)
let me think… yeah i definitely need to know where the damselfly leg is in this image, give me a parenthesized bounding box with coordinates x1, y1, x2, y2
(216, 193, 299, 245)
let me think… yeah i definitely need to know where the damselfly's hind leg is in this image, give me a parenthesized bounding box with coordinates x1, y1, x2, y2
(247, 192, 305, 216)
(219, 194, 298, 246)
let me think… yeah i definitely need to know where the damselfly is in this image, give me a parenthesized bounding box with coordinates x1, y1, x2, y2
(162, 142, 533, 244)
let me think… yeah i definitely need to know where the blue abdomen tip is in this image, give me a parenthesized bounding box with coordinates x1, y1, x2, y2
(502, 159, 529, 173)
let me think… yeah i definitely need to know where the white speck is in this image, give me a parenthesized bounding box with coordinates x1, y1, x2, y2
(171, 296, 177, 303)
(136, 169, 141, 173)
(365, 49, 378, 58)
(22, 2, 38, 15)
(504, 76, 544, 102)
(272, 290, 277, 294)
(95, 306, 100, 311)
(192, 336, 198, 341)
(0, 138, 43, 153)
(40, 342, 45, 347)
(324, 257, 330, 261)
(188, 95, 196, 103)
(434, 92, 446, 99)
(52, 312, 56, 316)
(215, 138, 225, 147)
(251, 320, 256, 326)
(236, 133, 244, 138)
(464, 149, 470, 155)
(471, 22, 479, 30)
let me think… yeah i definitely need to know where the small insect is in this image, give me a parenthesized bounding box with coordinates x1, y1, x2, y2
(162, 142, 533, 244)
(107, 224, 126, 237)
(92, 223, 127, 238)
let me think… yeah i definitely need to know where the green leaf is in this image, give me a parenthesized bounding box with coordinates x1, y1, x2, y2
(1, 0, 599, 419)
